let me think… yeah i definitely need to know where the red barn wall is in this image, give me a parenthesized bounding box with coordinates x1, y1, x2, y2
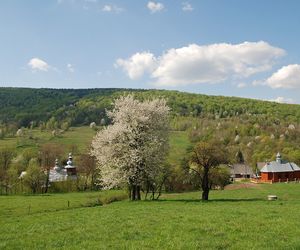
(261, 171, 300, 182)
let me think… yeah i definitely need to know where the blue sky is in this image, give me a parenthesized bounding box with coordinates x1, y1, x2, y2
(1, 0, 300, 104)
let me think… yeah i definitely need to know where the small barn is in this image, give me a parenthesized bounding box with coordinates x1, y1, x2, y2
(260, 153, 300, 182)
(229, 163, 254, 180)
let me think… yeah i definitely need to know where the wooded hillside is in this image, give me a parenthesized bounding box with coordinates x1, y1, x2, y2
(1, 87, 300, 128)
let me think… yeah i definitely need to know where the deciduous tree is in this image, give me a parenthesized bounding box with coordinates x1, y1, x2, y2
(0, 147, 15, 194)
(189, 142, 229, 200)
(91, 95, 169, 200)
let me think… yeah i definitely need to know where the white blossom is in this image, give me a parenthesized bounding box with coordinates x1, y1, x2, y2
(91, 95, 169, 189)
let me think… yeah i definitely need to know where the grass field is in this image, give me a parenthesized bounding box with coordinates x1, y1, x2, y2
(0, 127, 190, 166)
(0, 127, 97, 153)
(1, 183, 300, 249)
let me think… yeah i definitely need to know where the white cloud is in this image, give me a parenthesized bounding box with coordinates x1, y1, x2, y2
(102, 5, 112, 11)
(182, 2, 193, 11)
(28, 58, 50, 72)
(265, 64, 300, 89)
(147, 1, 164, 13)
(102, 4, 123, 13)
(116, 41, 285, 86)
(269, 97, 295, 104)
(115, 52, 157, 80)
(237, 82, 247, 88)
(67, 63, 75, 73)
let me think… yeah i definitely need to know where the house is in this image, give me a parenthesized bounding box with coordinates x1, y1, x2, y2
(260, 153, 300, 182)
(229, 163, 254, 180)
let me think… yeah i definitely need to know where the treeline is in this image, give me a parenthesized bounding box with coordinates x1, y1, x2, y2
(1, 87, 300, 130)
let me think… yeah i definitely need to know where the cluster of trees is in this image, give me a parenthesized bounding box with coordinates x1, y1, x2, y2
(91, 95, 230, 200)
(0, 144, 98, 195)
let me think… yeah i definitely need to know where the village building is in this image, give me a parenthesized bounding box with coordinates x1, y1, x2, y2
(48, 158, 68, 182)
(229, 163, 254, 180)
(49, 153, 77, 182)
(260, 153, 300, 182)
(20, 153, 77, 182)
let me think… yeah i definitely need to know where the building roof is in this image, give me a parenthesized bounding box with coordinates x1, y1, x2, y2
(260, 153, 300, 173)
(260, 161, 300, 173)
(230, 164, 254, 175)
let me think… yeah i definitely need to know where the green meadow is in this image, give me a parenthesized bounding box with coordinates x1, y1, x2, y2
(0, 127, 97, 152)
(0, 127, 190, 167)
(1, 183, 300, 249)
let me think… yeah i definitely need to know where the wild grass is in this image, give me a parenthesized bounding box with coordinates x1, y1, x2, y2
(1, 183, 300, 249)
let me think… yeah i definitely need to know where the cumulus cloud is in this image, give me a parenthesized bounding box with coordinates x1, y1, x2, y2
(28, 58, 50, 72)
(67, 63, 75, 73)
(115, 52, 157, 80)
(182, 2, 193, 11)
(269, 97, 295, 104)
(147, 1, 164, 13)
(116, 41, 285, 86)
(265, 64, 300, 89)
(102, 4, 123, 13)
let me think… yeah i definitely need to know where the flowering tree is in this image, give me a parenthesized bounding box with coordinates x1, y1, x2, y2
(91, 95, 169, 200)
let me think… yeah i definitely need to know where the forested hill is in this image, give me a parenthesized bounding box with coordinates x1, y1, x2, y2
(1, 87, 300, 127)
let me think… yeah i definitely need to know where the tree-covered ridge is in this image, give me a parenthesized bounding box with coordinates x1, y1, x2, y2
(0, 88, 125, 126)
(1, 87, 300, 128)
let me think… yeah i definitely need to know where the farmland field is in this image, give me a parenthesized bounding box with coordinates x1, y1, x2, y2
(1, 183, 300, 249)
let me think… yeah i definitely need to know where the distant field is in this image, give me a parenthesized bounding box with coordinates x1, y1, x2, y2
(0, 127, 190, 166)
(0, 127, 97, 153)
(1, 183, 300, 249)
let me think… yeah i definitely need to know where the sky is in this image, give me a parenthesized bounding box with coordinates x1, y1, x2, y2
(1, 0, 300, 104)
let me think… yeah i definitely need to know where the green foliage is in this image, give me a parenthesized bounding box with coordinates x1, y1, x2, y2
(1, 87, 300, 129)
(22, 159, 45, 194)
(209, 165, 231, 190)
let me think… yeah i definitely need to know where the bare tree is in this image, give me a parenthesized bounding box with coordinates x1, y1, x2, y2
(77, 153, 98, 190)
(0, 147, 15, 194)
(39, 144, 64, 193)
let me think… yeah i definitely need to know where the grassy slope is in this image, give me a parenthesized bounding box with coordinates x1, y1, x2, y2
(1, 184, 300, 249)
(167, 131, 191, 167)
(0, 127, 190, 167)
(0, 127, 97, 152)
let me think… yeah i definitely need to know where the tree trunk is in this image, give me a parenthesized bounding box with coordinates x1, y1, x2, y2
(201, 166, 210, 201)
(45, 169, 50, 193)
(130, 185, 141, 200)
(131, 185, 136, 200)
